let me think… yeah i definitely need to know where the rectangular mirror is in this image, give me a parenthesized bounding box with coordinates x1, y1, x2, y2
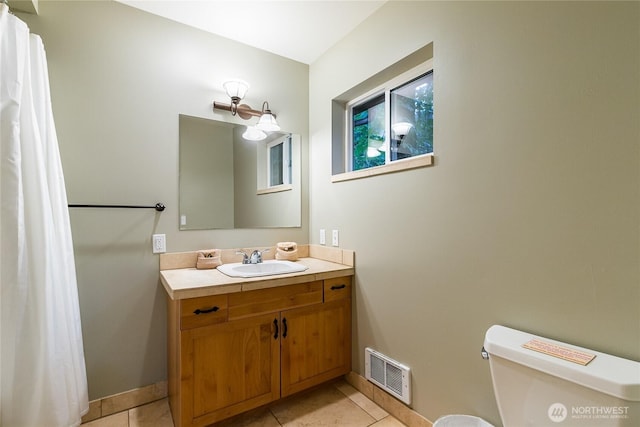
(179, 114, 301, 229)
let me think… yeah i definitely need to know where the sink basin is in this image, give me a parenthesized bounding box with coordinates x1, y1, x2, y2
(217, 260, 309, 278)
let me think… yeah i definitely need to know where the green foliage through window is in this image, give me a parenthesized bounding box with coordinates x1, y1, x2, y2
(350, 70, 433, 171)
(352, 94, 385, 171)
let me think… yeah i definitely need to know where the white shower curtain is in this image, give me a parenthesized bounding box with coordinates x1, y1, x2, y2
(0, 4, 89, 426)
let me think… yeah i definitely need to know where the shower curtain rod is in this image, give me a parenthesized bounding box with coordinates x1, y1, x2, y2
(68, 203, 166, 212)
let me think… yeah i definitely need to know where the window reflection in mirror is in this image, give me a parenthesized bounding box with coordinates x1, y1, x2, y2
(179, 115, 301, 230)
(257, 134, 292, 190)
(268, 137, 290, 187)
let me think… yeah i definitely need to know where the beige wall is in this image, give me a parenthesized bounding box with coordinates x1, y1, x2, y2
(19, 1, 309, 400)
(310, 1, 639, 424)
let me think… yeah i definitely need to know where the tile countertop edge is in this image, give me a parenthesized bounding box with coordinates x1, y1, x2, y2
(160, 256, 354, 300)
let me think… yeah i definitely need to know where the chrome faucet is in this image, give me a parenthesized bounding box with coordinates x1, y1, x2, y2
(249, 248, 269, 264)
(236, 251, 250, 264)
(237, 248, 270, 264)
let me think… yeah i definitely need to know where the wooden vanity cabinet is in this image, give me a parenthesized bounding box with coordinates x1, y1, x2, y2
(281, 278, 352, 397)
(167, 276, 352, 427)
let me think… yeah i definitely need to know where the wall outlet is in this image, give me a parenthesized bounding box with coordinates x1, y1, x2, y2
(332, 229, 339, 247)
(320, 229, 326, 245)
(152, 234, 166, 254)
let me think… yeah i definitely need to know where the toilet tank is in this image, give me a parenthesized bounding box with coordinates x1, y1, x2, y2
(484, 325, 640, 427)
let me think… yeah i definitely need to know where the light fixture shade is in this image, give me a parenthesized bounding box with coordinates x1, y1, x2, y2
(256, 113, 280, 132)
(242, 126, 266, 141)
(223, 79, 249, 100)
(392, 121, 413, 138)
(367, 147, 382, 157)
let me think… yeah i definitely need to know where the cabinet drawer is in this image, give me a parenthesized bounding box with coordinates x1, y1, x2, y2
(323, 277, 352, 302)
(180, 295, 228, 330)
(228, 282, 323, 320)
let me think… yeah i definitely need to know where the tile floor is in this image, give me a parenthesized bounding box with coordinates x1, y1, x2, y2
(82, 380, 406, 427)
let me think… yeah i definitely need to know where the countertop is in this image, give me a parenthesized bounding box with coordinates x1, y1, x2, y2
(161, 257, 354, 300)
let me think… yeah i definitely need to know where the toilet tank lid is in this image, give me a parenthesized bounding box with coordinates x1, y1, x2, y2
(484, 325, 640, 401)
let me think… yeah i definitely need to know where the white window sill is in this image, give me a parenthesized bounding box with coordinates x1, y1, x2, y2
(331, 154, 434, 183)
(257, 184, 293, 195)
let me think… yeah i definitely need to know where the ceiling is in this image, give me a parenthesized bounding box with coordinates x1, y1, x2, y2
(116, 0, 387, 65)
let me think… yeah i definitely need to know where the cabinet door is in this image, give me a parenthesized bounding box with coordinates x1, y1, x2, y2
(181, 313, 280, 427)
(280, 298, 352, 397)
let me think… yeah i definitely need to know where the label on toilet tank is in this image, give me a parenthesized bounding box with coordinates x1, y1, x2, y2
(523, 339, 596, 366)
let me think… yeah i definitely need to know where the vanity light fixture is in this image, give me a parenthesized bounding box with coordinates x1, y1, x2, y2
(213, 80, 281, 135)
(256, 102, 279, 131)
(367, 146, 382, 157)
(392, 122, 413, 141)
(242, 126, 267, 141)
(221, 79, 250, 115)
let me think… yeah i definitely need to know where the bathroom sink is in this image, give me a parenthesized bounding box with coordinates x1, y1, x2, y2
(217, 260, 309, 278)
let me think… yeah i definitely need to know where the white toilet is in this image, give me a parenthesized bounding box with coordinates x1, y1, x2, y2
(436, 325, 640, 426)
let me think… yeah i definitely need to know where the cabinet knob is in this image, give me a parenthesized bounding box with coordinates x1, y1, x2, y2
(273, 318, 279, 339)
(330, 284, 346, 290)
(193, 306, 219, 315)
(282, 318, 288, 338)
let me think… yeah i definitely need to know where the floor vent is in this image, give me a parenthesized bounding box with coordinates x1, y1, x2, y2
(364, 347, 411, 404)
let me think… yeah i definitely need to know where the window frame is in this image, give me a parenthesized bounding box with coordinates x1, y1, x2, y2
(347, 90, 387, 170)
(266, 135, 291, 188)
(335, 59, 434, 182)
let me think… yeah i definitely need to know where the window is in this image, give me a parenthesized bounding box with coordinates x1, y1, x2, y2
(257, 133, 297, 195)
(351, 93, 386, 170)
(331, 45, 434, 182)
(390, 71, 433, 160)
(348, 68, 433, 173)
(267, 135, 292, 187)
